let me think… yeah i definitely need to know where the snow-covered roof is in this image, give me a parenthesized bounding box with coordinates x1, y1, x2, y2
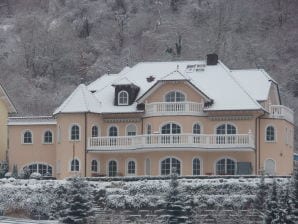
(53, 84, 102, 115)
(54, 60, 275, 114)
(230, 69, 274, 101)
(0, 83, 17, 114)
(8, 116, 56, 125)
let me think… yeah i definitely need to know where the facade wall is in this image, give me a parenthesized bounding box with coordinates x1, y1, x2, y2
(55, 113, 87, 179)
(8, 124, 56, 172)
(0, 100, 9, 161)
(142, 116, 255, 135)
(86, 151, 255, 176)
(145, 81, 205, 103)
(259, 118, 294, 175)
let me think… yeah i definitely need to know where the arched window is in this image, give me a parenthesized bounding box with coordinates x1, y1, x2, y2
(92, 125, 99, 137)
(70, 125, 80, 140)
(145, 158, 151, 176)
(71, 159, 80, 171)
(266, 126, 275, 142)
(109, 126, 118, 137)
(161, 123, 181, 144)
(216, 124, 236, 144)
(44, 130, 53, 144)
(91, 160, 98, 172)
(193, 123, 201, 143)
(165, 91, 185, 102)
(108, 160, 117, 177)
(24, 163, 52, 176)
(161, 157, 181, 175)
(109, 126, 118, 145)
(146, 124, 152, 144)
(193, 158, 201, 175)
(126, 124, 137, 136)
(264, 159, 275, 175)
(127, 160, 136, 175)
(215, 158, 236, 175)
(23, 130, 33, 144)
(118, 90, 129, 105)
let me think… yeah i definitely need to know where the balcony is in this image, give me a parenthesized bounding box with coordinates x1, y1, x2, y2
(145, 101, 204, 116)
(87, 133, 254, 152)
(269, 105, 294, 123)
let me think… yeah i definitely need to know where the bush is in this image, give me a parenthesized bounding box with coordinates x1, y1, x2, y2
(30, 172, 42, 180)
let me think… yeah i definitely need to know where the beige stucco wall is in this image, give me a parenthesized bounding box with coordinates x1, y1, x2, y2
(8, 124, 56, 172)
(145, 81, 205, 103)
(0, 100, 9, 161)
(259, 118, 294, 175)
(86, 150, 255, 176)
(143, 115, 255, 135)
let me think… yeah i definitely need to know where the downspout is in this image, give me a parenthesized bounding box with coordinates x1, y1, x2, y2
(84, 112, 87, 177)
(255, 111, 265, 175)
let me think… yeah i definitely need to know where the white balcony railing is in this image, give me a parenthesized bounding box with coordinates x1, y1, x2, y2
(145, 102, 204, 116)
(269, 105, 294, 123)
(88, 133, 254, 151)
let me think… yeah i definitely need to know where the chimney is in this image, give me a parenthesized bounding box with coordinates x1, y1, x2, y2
(206, 53, 218, 65)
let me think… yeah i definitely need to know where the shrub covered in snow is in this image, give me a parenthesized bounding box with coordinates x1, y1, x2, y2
(30, 172, 42, 179)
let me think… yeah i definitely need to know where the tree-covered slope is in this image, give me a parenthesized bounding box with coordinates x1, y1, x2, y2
(0, 0, 297, 146)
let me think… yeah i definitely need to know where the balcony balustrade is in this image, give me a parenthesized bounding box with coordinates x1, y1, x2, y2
(269, 105, 294, 123)
(145, 101, 204, 116)
(88, 133, 254, 151)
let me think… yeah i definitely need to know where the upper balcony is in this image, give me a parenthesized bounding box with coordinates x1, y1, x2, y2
(145, 101, 205, 116)
(269, 105, 294, 123)
(87, 133, 254, 152)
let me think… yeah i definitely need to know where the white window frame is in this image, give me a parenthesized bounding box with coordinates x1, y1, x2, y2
(159, 156, 182, 176)
(214, 157, 237, 175)
(107, 159, 118, 177)
(43, 129, 53, 144)
(69, 124, 81, 141)
(192, 157, 203, 175)
(264, 158, 276, 175)
(126, 159, 137, 176)
(91, 125, 100, 137)
(265, 124, 276, 143)
(164, 90, 187, 102)
(126, 124, 137, 136)
(69, 158, 80, 172)
(107, 125, 119, 137)
(91, 159, 99, 173)
(22, 129, 33, 144)
(118, 90, 129, 105)
(22, 162, 53, 176)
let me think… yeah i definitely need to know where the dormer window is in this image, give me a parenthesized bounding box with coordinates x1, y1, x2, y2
(118, 90, 129, 105)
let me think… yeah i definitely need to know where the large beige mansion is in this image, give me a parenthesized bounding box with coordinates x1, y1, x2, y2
(7, 55, 295, 179)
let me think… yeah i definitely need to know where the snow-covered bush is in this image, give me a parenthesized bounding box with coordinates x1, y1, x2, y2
(30, 172, 42, 179)
(4, 172, 11, 178)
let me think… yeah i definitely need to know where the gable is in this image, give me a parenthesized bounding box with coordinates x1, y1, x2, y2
(267, 82, 281, 105)
(137, 80, 211, 104)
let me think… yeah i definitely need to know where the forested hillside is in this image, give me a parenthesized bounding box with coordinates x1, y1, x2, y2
(0, 0, 297, 146)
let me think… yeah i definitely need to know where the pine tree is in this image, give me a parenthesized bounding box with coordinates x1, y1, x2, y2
(164, 168, 190, 224)
(265, 178, 279, 224)
(12, 164, 18, 178)
(255, 170, 267, 212)
(60, 177, 95, 224)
